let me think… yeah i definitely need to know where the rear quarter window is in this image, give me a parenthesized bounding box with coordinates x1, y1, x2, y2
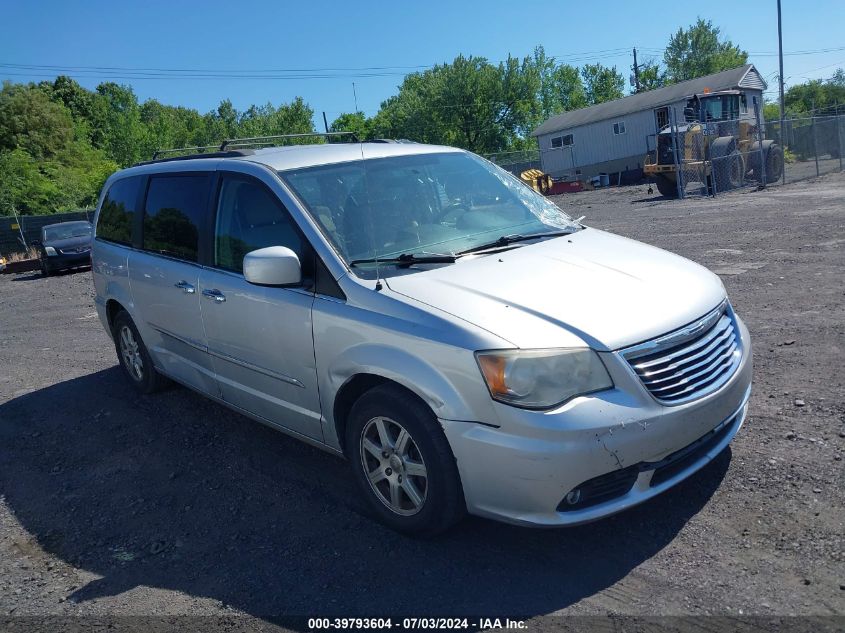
(97, 177, 142, 245)
(142, 174, 210, 262)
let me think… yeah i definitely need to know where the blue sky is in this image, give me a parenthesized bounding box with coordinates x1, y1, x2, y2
(2, 0, 843, 122)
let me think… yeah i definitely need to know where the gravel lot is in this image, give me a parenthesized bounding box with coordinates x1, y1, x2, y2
(0, 173, 843, 628)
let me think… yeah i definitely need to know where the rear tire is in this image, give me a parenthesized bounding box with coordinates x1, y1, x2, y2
(654, 175, 678, 198)
(346, 384, 465, 536)
(765, 145, 784, 183)
(41, 261, 50, 276)
(112, 310, 167, 394)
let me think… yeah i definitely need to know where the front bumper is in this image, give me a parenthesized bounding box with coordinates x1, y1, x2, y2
(441, 314, 752, 527)
(643, 163, 678, 175)
(44, 252, 91, 271)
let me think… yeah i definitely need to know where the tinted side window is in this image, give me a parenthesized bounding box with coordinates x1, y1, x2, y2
(214, 176, 303, 273)
(143, 174, 209, 262)
(97, 177, 141, 245)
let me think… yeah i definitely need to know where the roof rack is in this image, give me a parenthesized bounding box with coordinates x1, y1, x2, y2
(151, 145, 221, 160)
(136, 149, 255, 166)
(141, 131, 361, 165)
(219, 131, 358, 150)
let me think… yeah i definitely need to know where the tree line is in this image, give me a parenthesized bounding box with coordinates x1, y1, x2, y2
(1, 18, 840, 216)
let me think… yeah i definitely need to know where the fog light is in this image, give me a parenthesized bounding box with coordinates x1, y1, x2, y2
(564, 489, 581, 505)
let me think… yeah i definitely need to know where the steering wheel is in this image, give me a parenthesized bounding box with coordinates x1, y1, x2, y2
(432, 201, 469, 227)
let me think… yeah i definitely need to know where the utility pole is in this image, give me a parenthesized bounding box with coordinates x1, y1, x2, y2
(322, 111, 329, 133)
(632, 48, 641, 93)
(352, 82, 359, 113)
(777, 0, 787, 184)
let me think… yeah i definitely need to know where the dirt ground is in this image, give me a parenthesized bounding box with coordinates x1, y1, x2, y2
(0, 173, 843, 629)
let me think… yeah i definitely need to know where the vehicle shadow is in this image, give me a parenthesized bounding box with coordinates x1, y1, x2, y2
(629, 196, 673, 204)
(0, 368, 731, 621)
(12, 266, 91, 282)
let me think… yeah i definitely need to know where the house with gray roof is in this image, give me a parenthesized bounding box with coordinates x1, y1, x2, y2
(531, 64, 767, 182)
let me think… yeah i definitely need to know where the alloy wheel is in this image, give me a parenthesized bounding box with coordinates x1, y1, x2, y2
(360, 416, 428, 516)
(119, 325, 144, 381)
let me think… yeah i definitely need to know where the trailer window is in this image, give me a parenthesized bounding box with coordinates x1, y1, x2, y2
(655, 108, 669, 131)
(551, 134, 573, 148)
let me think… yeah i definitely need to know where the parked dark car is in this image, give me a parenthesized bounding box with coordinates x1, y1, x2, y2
(33, 221, 93, 276)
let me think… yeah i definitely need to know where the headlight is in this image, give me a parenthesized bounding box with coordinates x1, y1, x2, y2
(45, 246, 57, 256)
(475, 348, 612, 409)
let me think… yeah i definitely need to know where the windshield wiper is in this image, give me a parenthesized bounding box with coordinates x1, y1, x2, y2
(457, 230, 574, 256)
(349, 253, 457, 268)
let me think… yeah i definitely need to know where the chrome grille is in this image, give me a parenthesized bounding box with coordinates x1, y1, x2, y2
(622, 305, 741, 405)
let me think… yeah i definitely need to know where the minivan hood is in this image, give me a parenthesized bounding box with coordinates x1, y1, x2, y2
(385, 228, 726, 351)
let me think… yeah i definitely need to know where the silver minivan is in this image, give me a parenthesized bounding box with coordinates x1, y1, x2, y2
(92, 139, 752, 535)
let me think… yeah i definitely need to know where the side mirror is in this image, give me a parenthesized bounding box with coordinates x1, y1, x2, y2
(243, 246, 301, 287)
(683, 107, 696, 121)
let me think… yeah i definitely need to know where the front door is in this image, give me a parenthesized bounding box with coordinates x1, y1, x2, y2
(198, 171, 322, 441)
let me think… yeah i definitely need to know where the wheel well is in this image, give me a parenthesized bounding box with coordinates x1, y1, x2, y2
(105, 299, 125, 336)
(333, 374, 430, 455)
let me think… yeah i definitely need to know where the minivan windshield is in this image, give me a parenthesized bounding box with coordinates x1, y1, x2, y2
(279, 151, 579, 272)
(43, 221, 92, 242)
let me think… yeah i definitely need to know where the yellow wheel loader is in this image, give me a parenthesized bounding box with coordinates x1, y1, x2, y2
(520, 168, 552, 195)
(644, 90, 783, 197)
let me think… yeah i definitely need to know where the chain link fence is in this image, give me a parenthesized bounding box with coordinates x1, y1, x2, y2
(0, 210, 92, 257)
(656, 106, 844, 199)
(483, 149, 541, 177)
(766, 115, 844, 184)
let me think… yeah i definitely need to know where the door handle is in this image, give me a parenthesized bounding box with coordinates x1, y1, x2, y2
(174, 280, 195, 294)
(202, 289, 226, 303)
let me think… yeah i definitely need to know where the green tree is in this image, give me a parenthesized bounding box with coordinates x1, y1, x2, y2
(0, 81, 74, 159)
(783, 73, 845, 115)
(266, 97, 318, 142)
(330, 111, 373, 140)
(663, 18, 748, 83)
(763, 101, 781, 121)
(91, 82, 146, 166)
(0, 149, 56, 215)
(632, 59, 665, 93)
(48, 76, 96, 129)
(581, 64, 625, 104)
(551, 64, 588, 110)
(530, 46, 587, 129)
(0, 143, 115, 216)
(372, 54, 540, 153)
(0, 77, 322, 215)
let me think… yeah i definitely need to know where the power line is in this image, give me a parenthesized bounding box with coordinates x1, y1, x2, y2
(0, 47, 638, 75)
(635, 45, 845, 57)
(3, 43, 844, 81)
(0, 62, 434, 74)
(0, 70, 412, 81)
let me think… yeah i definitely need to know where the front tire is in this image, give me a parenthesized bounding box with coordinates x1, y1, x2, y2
(346, 384, 465, 536)
(654, 175, 678, 198)
(716, 149, 745, 191)
(112, 310, 167, 394)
